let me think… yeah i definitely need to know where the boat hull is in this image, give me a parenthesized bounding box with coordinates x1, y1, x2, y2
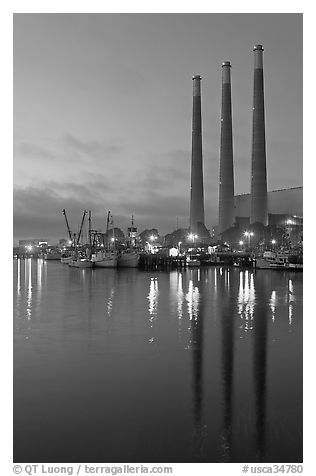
(94, 257, 118, 268)
(44, 253, 62, 260)
(92, 251, 118, 268)
(187, 260, 201, 267)
(69, 259, 94, 268)
(61, 256, 74, 264)
(117, 252, 140, 268)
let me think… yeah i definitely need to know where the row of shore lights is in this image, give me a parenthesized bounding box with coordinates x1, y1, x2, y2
(239, 231, 277, 247)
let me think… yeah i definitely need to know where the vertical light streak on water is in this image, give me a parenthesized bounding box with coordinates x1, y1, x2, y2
(170, 271, 184, 342)
(288, 279, 294, 327)
(289, 279, 293, 295)
(147, 277, 159, 342)
(214, 267, 217, 291)
(26, 259, 32, 321)
(106, 289, 115, 318)
(17, 259, 21, 296)
(173, 272, 185, 345)
(238, 271, 244, 315)
(270, 291, 277, 323)
(185, 279, 200, 322)
(185, 278, 200, 350)
(177, 273, 184, 320)
(249, 273, 256, 321)
(289, 304, 293, 327)
(37, 259, 43, 292)
(237, 270, 255, 332)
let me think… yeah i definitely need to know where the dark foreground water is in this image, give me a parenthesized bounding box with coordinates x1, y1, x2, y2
(13, 258, 303, 463)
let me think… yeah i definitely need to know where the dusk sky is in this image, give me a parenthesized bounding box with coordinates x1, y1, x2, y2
(13, 13, 302, 243)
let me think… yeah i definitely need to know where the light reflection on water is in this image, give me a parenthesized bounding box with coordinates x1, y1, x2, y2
(13, 261, 302, 463)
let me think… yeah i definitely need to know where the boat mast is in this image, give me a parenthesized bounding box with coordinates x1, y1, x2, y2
(88, 210, 92, 247)
(112, 215, 115, 249)
(77, 210, 87, 246)
(62, 209, 72, 243)
(106, 211, 111, 250)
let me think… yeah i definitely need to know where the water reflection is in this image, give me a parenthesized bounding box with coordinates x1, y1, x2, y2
(106, 288, 115, 318)
(17, 259, 21, 296)
(148, 277, 159, 324)
(270, 290, 277, 323)
(147, 277, 159, 343)
(238, 270, 256, 332)
(252, 272, 268, 462)
(218, 268, 237, 462)
(13, 262, 302, 463)
(185, 275, 200, 323)
(186, 270, 207, 461)
(26, 259, 32, 321)
(288, 279, 295, 327)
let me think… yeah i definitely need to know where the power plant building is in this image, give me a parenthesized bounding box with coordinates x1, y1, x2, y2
(234, 186, 303, 225)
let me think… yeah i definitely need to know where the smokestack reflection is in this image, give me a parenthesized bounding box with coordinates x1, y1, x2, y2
(252, 272, 268, 461)
(186, 269, 207, 461)
(218, 268, 238, 461)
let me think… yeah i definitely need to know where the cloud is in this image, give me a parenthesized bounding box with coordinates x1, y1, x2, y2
(13, 143, 222, 242)
(62, 133, 122, 161)
(15, 142, 55, 160)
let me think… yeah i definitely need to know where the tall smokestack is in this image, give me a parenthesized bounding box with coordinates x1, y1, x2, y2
(218, 61, 235, 234)
(190, 75, 205, 234)
(251, 44, 268, 226)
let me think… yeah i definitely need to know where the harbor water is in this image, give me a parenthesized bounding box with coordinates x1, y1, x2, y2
(13, 258, 303, 463)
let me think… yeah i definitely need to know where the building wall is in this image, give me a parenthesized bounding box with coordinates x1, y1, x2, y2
(234, 187, 303, 218)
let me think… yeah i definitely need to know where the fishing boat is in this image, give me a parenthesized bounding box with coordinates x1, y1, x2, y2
(61, 254, 74, 264)
(256, 251, 289, 270)
(186, 257, 201, 267)
(66, 210, 94, 268)
(68, 257, 94, 268)
(91, 250, 118, 268)
(117, 249, 140, 268)
(44, 249, 62, 260)
(288, 253, 303, 270)
(116, 215, 140, 268)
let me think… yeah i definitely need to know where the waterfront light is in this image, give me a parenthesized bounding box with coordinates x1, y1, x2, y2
(272, 239, 276, 245)
(188, 233, 198, 242)
(239, 240, 244, 246)
(244, 231, 254, 247)
(149, 235, 156, 241)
